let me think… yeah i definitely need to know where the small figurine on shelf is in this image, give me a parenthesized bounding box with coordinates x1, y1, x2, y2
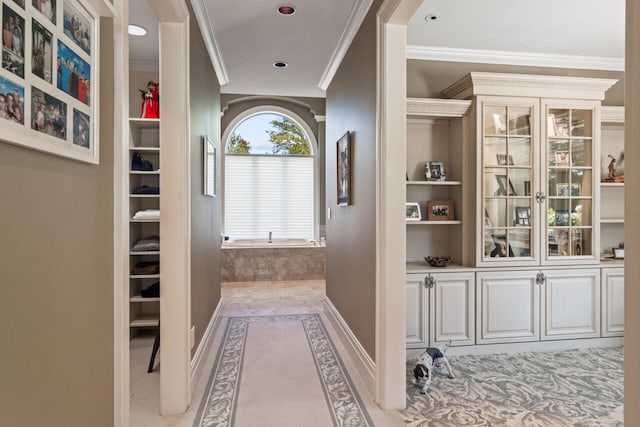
(607, 154, 617, 180)
(140, 81, 159, 119)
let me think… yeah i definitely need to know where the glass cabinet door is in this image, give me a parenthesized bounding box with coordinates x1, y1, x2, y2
(545, 107, 594, 259)
(482, 104, 534, 262)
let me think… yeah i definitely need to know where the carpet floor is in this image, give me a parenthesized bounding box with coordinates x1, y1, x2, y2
(193, 313, 375, 427)
(403, 347, 624, 426)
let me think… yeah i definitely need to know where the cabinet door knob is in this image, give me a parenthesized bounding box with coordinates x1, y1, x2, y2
(535, 271, 546, 285)
(535, 192, 546, 204)
(424, 274, 435, 289)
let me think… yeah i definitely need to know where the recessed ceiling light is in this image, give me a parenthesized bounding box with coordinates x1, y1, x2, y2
(424, 14, 440, 22)
(273, 61, 288, 69)
(128, 24, 147, 36)
(277, 5, 296, 16)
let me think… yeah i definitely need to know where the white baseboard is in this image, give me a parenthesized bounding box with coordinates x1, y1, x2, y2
(323, 296, 376, 394)
(190, 300, 224, 393)
(406, 336, 624, 360)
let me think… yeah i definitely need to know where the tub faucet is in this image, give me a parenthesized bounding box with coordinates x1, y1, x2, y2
(268, 231, 272, 243)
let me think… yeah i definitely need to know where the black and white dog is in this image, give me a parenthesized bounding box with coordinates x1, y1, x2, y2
(412, 342, 455, 394)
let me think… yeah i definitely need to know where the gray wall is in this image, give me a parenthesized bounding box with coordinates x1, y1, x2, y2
(189, 3, 222, 355)
(325, 0, 382, 358)
(0, 18, 115, 427)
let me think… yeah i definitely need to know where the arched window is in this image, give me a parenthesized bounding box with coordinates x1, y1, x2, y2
(224, 107, 316, 241)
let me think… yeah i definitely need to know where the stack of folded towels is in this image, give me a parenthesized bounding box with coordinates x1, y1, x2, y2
(132, 236, 160, 251)
(132, 209, 160, 220)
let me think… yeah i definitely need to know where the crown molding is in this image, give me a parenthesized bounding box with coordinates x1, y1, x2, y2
(129, 59, 159, 73)
(406, 98, 471, 118)
(442, 72, 618, 101)
(407, 45, 625, 73)
(220, 95, 319, 118)
(318, 0, 374, 91)
(190, 0, 229, 86)
(601, 106, 625, 123)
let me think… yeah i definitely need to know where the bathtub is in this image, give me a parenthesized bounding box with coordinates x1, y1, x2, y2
(222, 238, 321, 249)
(221, 238, 326, 282)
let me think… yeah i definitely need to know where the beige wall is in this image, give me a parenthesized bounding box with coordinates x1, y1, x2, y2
(189, 5, 222, 355)
(0, 18, 115, 427)
(325, 0, 382, 358)
(129, 70, 160, 118)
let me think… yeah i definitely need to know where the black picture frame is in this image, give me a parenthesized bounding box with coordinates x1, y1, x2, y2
(491, 234, 514, 258)
(337, 131, 351, 206)
(515, 207, 531, 226)
(554, 210, 570, 226)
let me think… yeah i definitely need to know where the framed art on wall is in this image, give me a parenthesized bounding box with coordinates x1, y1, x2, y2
(336, 131, 351, 206)
(0, 0, 99, 164)
(203, 135, 216, 196)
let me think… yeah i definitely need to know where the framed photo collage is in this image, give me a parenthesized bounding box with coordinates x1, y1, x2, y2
(1, 0, 98, 163)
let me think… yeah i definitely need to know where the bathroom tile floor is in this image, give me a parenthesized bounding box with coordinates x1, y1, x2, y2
(130, 280, 405, 427)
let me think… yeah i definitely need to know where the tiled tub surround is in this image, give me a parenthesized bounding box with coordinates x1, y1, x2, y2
(222, 242, 326, 282)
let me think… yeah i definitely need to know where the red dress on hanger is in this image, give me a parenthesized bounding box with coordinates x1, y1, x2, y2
(140, 82, 159, 118)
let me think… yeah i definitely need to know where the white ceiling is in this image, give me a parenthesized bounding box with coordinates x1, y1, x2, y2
(128, 0, 626, 99)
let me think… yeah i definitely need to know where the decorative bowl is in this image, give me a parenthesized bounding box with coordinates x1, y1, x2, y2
(424, 256, 454, 267)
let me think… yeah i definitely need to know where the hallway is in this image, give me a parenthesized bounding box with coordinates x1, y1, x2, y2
(130, 281, 405, 426)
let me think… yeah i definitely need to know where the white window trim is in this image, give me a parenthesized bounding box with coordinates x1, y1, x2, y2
(221, 105, 320, 241)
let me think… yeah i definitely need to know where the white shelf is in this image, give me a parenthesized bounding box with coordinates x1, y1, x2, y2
(129, 118, 160, 129)
(129, 194, 160, 198)
(131, 219, 160, 223)
(130, 146, 160, 152)
(600, 182, 624, 187)
(407, 220, 462, 225)
(130, 274, 160, 279)
(130, 170, 160, 175)
(130, 295, 160, 303)
(130, 313, 160, 328)
(407, 180, 462, 186)
(130, 251, 160, 256)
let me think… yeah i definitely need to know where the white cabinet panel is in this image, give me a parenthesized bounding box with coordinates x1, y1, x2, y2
(602, 268, 624, 337)
(477, 271, 540, 344)
(430, 272, 475, 346)
(406, 274, 428, 348)
(542, 269, 600, 340)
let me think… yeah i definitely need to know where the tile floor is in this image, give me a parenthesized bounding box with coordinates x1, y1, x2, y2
(130, 280, 405, 426)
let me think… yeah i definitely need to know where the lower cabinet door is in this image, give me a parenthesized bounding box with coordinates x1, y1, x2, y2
(476, 270, 540, 344)
(601, 268, 624, 337)
(406, 273, 428, 348)
(429, 272, 475, 346)
(541, 269, 600, 340)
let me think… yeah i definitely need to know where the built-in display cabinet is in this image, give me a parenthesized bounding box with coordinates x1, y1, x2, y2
(129, 118, 161, 335)
(406, 73, 624, 353)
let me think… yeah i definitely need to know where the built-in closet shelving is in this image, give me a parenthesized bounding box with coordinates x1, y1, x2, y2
(129, 118, 160, 332)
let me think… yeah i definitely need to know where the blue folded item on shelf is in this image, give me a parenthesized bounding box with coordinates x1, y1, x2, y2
(132, 153, 154, 171)
(141, 282, 159, 298)
(132, 185, 160, 194)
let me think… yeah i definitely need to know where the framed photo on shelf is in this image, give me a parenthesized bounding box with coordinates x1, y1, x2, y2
(0, 0, 99, 164)
(337, 131, 351, 206)
(490, 234, 514, 258)
(425, 161, 446, 181)
(492, 113, 506, 135)
(494, 174, 516, 196)
(427, 200, 454, 221)
(496, 154, 514, 165)
(515, 207, 531, 226)
(555, 150, 570, 167)
(556, 183, 569, 197)
(554, 210, 570, 226)
(406, 202, 421, 221)
(571, 183, 581, 197)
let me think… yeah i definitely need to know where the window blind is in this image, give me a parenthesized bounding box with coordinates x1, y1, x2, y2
(225, 155, 314, 240)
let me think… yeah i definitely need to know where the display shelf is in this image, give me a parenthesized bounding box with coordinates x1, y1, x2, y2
(129, 194, 160, 198)
(600, 182, 624, 187)
(129, 118, 160, 129)
(129, 146, 160, 152)
(130, 313, 160, 328)
(131, 219, 160, 223)
(601, 218, 624, 224)
(130, 170, 160, 175)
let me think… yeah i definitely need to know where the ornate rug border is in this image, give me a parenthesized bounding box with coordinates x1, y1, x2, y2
(193, 313, 374, 427)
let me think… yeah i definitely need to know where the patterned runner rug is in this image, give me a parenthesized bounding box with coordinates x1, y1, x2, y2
(193, 313, 374, 427)
(403, 346, 624, 426)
